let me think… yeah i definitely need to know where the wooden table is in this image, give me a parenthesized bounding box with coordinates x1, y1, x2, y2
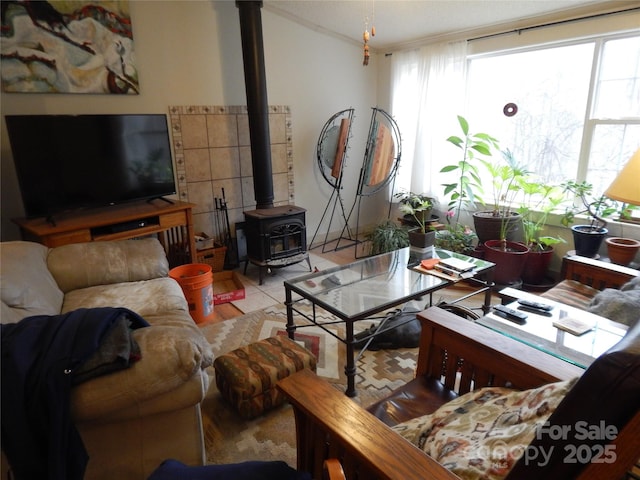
(13, 199, 197, 266)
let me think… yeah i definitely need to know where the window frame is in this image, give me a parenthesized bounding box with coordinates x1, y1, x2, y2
(466, 30, 640, 191)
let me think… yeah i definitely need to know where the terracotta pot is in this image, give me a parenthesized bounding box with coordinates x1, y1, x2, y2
(605, 237, 640, 266)
(483, 240, 530, 285)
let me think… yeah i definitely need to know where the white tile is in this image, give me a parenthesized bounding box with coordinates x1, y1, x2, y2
(230, 286, 279, 313)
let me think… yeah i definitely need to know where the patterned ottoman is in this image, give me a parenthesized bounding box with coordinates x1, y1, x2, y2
(214, 336, 317, 419)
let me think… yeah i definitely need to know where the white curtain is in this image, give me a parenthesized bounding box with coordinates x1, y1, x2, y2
(390, 41, 468, 201)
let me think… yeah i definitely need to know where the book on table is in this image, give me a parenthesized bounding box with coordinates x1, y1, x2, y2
(437, 257, 476, 273)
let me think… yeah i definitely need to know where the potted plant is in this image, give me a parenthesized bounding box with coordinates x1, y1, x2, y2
(605, 237, 640, 266)
(434, 210, 477, 255)
(482, 239, 530, 286)
(366, 220, 409, 255)
(468, 148, 530, 286)
(473, 149, 527, 245)
(436, 115, 489, 254)
(561, 180, 617, 258)
(395, 191, 436, 248)
(517, 180, 566, 285)
(442, 115, 496, 226)
(604, 204, 640, 266)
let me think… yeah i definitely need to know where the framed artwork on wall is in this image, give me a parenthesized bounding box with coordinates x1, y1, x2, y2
(1, 1, 138, 94)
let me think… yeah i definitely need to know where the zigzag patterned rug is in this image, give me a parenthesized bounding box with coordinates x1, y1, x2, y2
(198, 302, 418, 468)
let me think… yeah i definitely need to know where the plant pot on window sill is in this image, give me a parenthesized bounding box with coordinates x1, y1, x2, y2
(571, 225, 608, 258)
(521, 245, 555, 286)
(605, 237, 640, 266)
(483, 240, 530, 286)
(472, 211, 523, 245)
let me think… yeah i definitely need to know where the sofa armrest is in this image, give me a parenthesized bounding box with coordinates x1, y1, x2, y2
(560, 255, 638, 291)
(70, 322, 212, 421)
(277, 307, 584, 480)
(415, 307, 582, 393)
(278, 369, 460, 480)
(47, 238, 169, 293)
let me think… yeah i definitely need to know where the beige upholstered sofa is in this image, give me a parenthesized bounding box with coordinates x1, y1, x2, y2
(1, 238, 214, 480)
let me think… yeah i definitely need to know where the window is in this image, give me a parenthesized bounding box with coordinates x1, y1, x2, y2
(465, 33, 640, 195)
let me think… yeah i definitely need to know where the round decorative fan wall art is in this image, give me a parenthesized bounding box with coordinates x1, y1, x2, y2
(316, 108, 354, 188)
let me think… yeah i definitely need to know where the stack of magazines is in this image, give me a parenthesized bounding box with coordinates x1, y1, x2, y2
(433, 257, 476, 278)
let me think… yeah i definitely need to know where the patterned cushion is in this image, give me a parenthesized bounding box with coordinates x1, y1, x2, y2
(214, 336, 317, 419)
(540, 279, 599, 310)
(391, 378, 577, 480)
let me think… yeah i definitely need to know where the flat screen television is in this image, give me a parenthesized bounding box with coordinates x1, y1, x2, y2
(5, 114, 177, 219)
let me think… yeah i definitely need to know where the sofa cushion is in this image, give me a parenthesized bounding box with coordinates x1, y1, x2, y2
(391, 378, 577, 480)
(1, 241, 63, 323)
(367, 376, 459, 427)
(47, 238, 169, 293)
(61, 277, 188, 322)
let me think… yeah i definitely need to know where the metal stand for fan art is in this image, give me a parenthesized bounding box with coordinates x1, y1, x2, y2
(308, 108, 360, 253)
(342, 107, 402, 259)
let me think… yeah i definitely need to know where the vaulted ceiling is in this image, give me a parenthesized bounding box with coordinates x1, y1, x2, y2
(263, 0, 636, 51)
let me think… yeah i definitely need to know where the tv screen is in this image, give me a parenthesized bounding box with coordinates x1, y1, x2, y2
(5, 114, 177, 218)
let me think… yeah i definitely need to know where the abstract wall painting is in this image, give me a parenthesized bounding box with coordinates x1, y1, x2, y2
(1, 1, 138, 94)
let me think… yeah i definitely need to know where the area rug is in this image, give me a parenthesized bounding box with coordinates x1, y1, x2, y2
(198, 302, 419, 468)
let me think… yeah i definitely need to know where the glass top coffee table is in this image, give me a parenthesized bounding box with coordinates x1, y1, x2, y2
(477, 289, 628, 369)
(284, 247, 494, 396)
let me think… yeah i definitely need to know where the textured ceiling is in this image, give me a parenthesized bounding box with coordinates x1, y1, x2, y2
(263, 0, 633, 51)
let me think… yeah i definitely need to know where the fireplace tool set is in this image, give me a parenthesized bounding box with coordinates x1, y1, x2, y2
(214, 189, 238, 269)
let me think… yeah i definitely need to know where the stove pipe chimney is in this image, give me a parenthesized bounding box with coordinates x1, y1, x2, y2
(236, 0, 274, 209)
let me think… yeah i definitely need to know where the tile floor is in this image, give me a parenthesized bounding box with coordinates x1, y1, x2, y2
(229, 249, 341, 314)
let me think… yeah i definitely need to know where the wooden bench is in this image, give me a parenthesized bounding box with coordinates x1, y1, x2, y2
(500, 254, 639, 311)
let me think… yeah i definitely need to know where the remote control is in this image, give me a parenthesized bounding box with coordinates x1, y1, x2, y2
(493, 304, 528, 323)
(518, 304, 552, 316)
(517, 299, 554, 311)
(321, 274, 342, 287)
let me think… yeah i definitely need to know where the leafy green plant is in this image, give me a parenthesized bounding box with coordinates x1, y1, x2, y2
(394, 191, 435, 233)
(479, 149, 531, 242)
(481, 149, 529, 217)
(517, 179, 566, 252)
(442, 115, 499, 225)
(561, 180, 618, 230)
(435, 223, 477, 255)
(366, 220, 409, 255)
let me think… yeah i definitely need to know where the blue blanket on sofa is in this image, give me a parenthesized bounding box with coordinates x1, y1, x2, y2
(1, 307, 149, 480)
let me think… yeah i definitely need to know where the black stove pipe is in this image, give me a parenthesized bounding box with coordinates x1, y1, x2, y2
(236, 0, 274, 209)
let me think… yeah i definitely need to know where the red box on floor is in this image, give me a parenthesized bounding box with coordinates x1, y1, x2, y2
(213, 271, 245, 305)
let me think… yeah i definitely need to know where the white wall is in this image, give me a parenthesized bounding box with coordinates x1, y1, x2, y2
(1, 0, 387, 242)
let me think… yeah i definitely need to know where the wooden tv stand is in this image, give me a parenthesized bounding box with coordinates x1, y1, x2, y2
(13, 199, 197, 266)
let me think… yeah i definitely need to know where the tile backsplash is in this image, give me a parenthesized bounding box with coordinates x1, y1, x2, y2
(169, 105, 295, 240)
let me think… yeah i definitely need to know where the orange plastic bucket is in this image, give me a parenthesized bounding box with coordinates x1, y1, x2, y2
(169, 263, 214, 324)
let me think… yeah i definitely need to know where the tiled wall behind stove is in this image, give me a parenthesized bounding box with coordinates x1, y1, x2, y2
(169, 105, 295, 238)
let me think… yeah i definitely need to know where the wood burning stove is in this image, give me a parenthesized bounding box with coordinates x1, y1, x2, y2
(243, 206, 311, 284)
(237, 1, 311, 284)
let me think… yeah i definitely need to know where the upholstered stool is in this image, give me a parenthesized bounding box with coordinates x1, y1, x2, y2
(214, 336, 317, 419)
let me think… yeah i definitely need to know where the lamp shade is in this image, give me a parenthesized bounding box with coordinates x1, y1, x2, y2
(604, 148, 640, 206)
